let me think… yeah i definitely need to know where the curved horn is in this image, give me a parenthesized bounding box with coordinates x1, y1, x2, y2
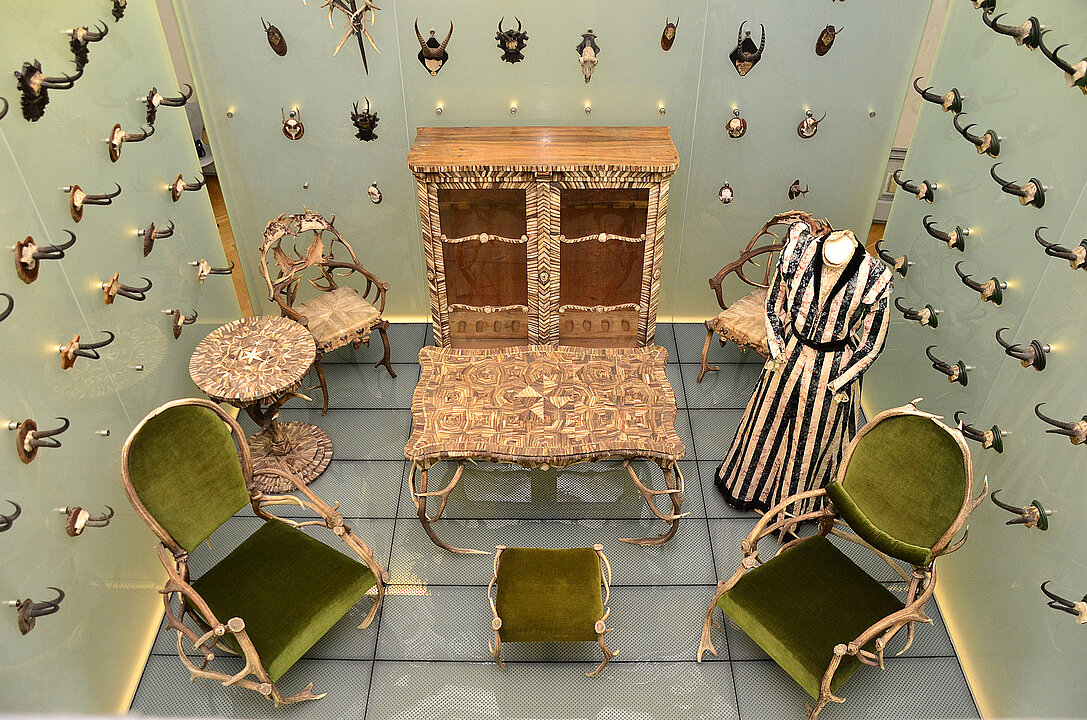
(0, 96, 8, 120)
(365, 97, 370, 114)
(122, 124, 155, 142)
(72, 330, 115, 358)
(29, 417, 70, 448)
(955, 262, 985, 292)
(922, 215, 968, 250)
(498, 16, 504, 34)
(118, 276, 153, 301)
(157, 220, 175, 239)
(994, 327, 1020, 353)
(82, 183, 123, 205)
(38, 63, 84, 89)
(85, 505, 115, 526)
(913, 77, 947, 107)
(922, 215, 947, 241)
(989, 162, 1024, 195)
(875, 239, 911, 276)
(517, 17, 522, 33)
(183, 174, 206, 191)
(982, 9, 1023, 39)
(989, 489, 1022, 515)
(1040, 582, 1083, 615)
(894, 297, 921, 320)
(925, 345, 952, 374)
(892, 169, 920, 195)
(1033, 226, 1070, 259)
(414, 19, 426, 49)
(957, 412, 989, 443)
(758, 24, 765, 54)
(439, 22, 453, 52)
(737, 20, 746, 47)
(83, 21, 110, 41)
(1034, 403, 1080, 436)
(33, 230, 77, 260)
(159, 83, 193, 106)
(0, 293, 12, 323)
(28, 587, 65, 617)
(0, 500, 21, 532)
(1038, 31, 1076, 75)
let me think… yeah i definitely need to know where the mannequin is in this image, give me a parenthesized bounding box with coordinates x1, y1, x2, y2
(715, 221, 893, 516)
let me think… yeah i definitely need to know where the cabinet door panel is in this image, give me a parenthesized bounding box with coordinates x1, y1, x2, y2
(559, 188, 649, 240)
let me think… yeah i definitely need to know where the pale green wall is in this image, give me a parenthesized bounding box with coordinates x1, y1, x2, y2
(862, 2, 1087, 716)
(0, 1, 240, 713)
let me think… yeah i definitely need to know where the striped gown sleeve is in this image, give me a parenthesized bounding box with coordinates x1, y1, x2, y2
(828, 266, 893, 393)
(765, 223, 808, 358)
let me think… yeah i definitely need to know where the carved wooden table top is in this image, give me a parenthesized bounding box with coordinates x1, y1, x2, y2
(405, 345, 685, 468)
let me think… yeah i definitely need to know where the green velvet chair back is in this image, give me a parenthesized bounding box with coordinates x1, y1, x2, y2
(123, 401, 251, 552)
(826, 412, 969, 567)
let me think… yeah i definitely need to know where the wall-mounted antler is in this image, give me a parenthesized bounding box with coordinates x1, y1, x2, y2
(107, 123, 154, 162)
(416, 20, 453, 76)
(9, 587, 64, 635)
(1034, 226, 1087, 270)
(112, 0, 126, 22)
(14, 60, 83, 122)
(141, 84, 193, 125)
(1038, 30, 1087, 94)
(10, 417, 70, 463)
(56, 505, 113, 537)
(981, 6, 1041, 49)
(101, 274, 151, 304)
(163, 308, 197, 339)
(1040, 582, 1087, 624)
(955, 411, 1009, 453)
(996, 327, 1049, 371)
(875, 239, 912, 277)
(0, 500, 21, 532)
(990, 163, 1044, 208)
(58, 331, 115, 369)
(990, 490, 1049, 530)
(926, 345, 972, 386)
(137, 220, 174, 257)
(66, 21, 109, 70)
(1034, 403, 1087, 445)
(190, 259, 234, 283)
(891, 169, 936, 202)
(169, 173, 205, 202)
(894, 297, 940, 327)
(912, 76, 963, 113)
(923, 215, 969, 251)
(13, 231, 76, 284)
(63, 183, 122, 222)
(0, 97, 8, 121)
(955, 261, 1006, 304)
(0, 292, 12, 322)
(953, 112, 1000, 157)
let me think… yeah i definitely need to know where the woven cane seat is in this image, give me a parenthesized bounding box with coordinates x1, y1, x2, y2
(708, 287, 770, 357)
(294, 287, 383, 354)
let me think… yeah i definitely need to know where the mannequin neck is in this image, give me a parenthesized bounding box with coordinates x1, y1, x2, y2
(822, 230, 856, 266)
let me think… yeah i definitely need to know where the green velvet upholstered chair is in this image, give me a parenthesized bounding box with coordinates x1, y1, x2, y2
(488, 545, 617, 676)
(121, 398, 388, 707)
(697, 401, 987, 720)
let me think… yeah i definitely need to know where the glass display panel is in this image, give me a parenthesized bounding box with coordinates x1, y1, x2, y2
(559, 240, 645, 308)
(442, 238, 529, 309)
(438, 188, 528, 240)
(559, 188, 649, 240)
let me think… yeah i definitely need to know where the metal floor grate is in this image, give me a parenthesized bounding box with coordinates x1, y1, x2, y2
(131, 324, 979, 720)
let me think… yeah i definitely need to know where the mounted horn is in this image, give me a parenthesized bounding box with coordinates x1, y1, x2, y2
(416, 20, 453, 76)
(13, 231, 77, 284)
(67, 21, 109, 70)
(64, 183, 122, 222)
(107, 123, 154, 162)
(955, 261, 1006, 304)
(112, 0, 127, 22)
(137, 220, 174, 257)
(14, 60, 83, 122)
(926, 345, 972, 386)
(1038, 30, 1087, 94)
(953, 112, 1000, 157)
(923, 215, 969, 252)
(875, 239, 912, 277)
(0, 500, 21, 532)
(164, 308, 198, 339)
(9, 587, 65, 635)
(955, 411, 1009, 453)
(990, 490, 1049, 530)
(996, 327, 1049, 371)
(1034, 403, 1087, 445)
(11, 417, 70, 463)
(796, 110, 826, 139)
(141, 84, 193, 125)
(169, 173, 205, 202)
(1040, 582, 1087, 624)
(1034, 226, 1087, 270)
(969, 1, 996, 10)
(990, 163, 1045, 208)
(58, 331, 115, 369)
(0, 97, 8, 120)
(912, 77, 963, 114)
(982, 7, 1041, 49)
(101, 274, 152, 304)
(891, 169, 936, 202)
(190, 259, 234, 283)
(57, 505, 114, 537)
(894, 297, 940, 327)
(0, 293, 12, 323)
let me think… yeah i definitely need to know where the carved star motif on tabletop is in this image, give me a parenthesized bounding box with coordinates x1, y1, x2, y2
(513, 383, 578, 422)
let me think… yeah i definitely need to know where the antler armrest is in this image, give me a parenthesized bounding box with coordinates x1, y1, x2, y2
(324, 260, 390, 314)
(740, 488, 832, 556)
(708, 244, 782, 309)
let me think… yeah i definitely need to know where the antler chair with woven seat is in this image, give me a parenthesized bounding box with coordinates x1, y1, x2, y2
(121, 398, 388, 706)
(698, 211, 831, 382)
(258, 209, 395, 416)
(697, 401, 987, 719)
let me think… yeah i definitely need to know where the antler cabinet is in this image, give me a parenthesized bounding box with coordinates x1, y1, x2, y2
(408, 126, 679, 348)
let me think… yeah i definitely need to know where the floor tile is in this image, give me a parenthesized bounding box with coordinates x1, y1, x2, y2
(687, 409, 745, 459)
(235, 460, 404, 519)
(652, 322, 679, 364)
(673, 322, 760, 365)
(698, 461, 759, 519)
(679, 362, 761, 409)
(665, 360, 686, 408)
(284, 362, 420, 410)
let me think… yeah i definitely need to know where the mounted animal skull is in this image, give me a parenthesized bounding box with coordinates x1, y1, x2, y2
(497, 17, 528, 64)
(165, 308, 198, 339)
(108, 123, 155, 162)
(261, 17, 288, 56)
(101, 274, 152, 304)
(14, 231, 77, 284)
(894, 297, 940, 328)
(190, 259, 234, 283)
(170, 173, 206, 202)
(956, 412, 1009, 453)
(718, 183, 734, 204)
(11, 417, 70, 463)
(1034, 226, 1087, 270)
(350, 98, 379, 141)
(661, 17, 679, 51)
(64, 183, 122, 222)
(982, 7, 1041, 49)
(912, 77, 963, 114)
(57, 505, 114, 536)
(14, 60, 83, 122)
(953, 112, 1000, 157)
(1038, 30, 1087, 94)
(726, 109, 747, 138)
(112, 0, 127, 22)
(67, 22, 109, 70)
(990, 490, 1049, 529)
(281, 107, 304, 140)
(59, 331, 115, 369)
(891, 169, 936, 202)
(925, 345, 972, 386)
(10, 587, 64, 635)
(815, 25, 842, 56)
(368, 182, 382, 204)
(797, 110, 826, 139)
(137, 220, 174, 257)
(416, 20, 453, 75)
(788, 180, 809, 200)
(576, 29, 599, 83)
(955, 261, 1005, 304)
(990, 163, 1045, 208)
(923, 215, 969, 252)
(995, 327, 1050, 371)
(1034, 403, 1087, 445)
(1040, 582, 1087, 624)
(730, 22, 765, 76)
(141, 84, 193, 126)
(875, 239, 912, 277)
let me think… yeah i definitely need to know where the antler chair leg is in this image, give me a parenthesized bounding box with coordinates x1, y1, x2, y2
(313, 359, 330, 416)
(699, 322, 720, 383)
(374, 320, 395, 377)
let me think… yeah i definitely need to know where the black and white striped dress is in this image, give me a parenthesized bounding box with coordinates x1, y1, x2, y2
(715, 222, 893, 515)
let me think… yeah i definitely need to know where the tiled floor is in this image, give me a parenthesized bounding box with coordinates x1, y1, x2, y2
(129, 324, 979, 720)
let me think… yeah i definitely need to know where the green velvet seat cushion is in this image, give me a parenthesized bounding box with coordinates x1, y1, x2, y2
(192, 520, 376, 682)
(126, 405, 250, 551)
(496, 547, 603, 643)
(719, 535, 904, 699)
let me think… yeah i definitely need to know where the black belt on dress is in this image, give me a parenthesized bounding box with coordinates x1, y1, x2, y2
(790, 323, 854, 352)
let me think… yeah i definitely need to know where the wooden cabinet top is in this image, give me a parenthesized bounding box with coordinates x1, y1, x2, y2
(407, 126, 679, 174)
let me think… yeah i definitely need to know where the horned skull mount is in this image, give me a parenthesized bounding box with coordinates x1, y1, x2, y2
(576, 29, 599, 83)
(970, 1, 997, 10)
(926, 345, 972, 386)
(165, 308, 198, 339)
(955, 261, 1006, 305)
(368, 182, 382, 204)
(416, 20, 453, 76)
(141, 84, 192, 126)
(101, 274, 151, 304)
(815, 25, 842, 56)
(497, 17, 528, 64)
(726, 109, 747, 138)
(1034, 226, 1087, 270)
(170, 173, 206, 202)
(261, 17, 287, 56)
(67, 22, 109, 70)
(1034, 403, 1087, 445)
(956, 412, 1009, 453)
(990, 163, 1045, 208)
(923, 215, 969, 252)
(1040, 582, 1087, 624)
(912, 76, 963, 114)
(11, 417, 70, 464)
(990, 490, 1049, 530)
(108, 123, 154, 162)
(1038, 30, 1087, 94)
(730, 22, 765, 76)
(895, 297, 940, 328)
(64, 183, 122, 223)
(982, 7, 1042, 49)
(718, 183, 734, 204)
(797, 110, 826, 139)
(112, 0, 126, 22)
(59, 331, 115, 370)
(891, 169, 936, 202)
(0, 293, 11, 323)
(282, 107, 304, 140)
(788, 180, 809, 200)
(190, 259, 233, 283)
(953, 112, 1000, 157)
(13, 231, 76, 284)
(57, 505, 113, 537)
(995, 327, 1049, 371)
(875, 239, 913, 277)
(10, 587, 64, 635)
(137, 220, 174, 257)
(661, 17, 679, 51)
(0, 500, 19, 532)
(350, 98, 379, 141)
(14, 60, 83, 122)
(316, 0, 381, 71)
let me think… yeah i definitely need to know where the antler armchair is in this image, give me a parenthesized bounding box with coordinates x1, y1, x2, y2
(121, 398, 387, 706)
(258, 209, 395, 415)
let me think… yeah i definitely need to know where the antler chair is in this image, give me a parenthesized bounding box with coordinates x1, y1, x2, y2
(258, 209, 395, 416)
(698, 211, 831, 382)
(121, 398, 387, 706)
(697, 401, 986, 720)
